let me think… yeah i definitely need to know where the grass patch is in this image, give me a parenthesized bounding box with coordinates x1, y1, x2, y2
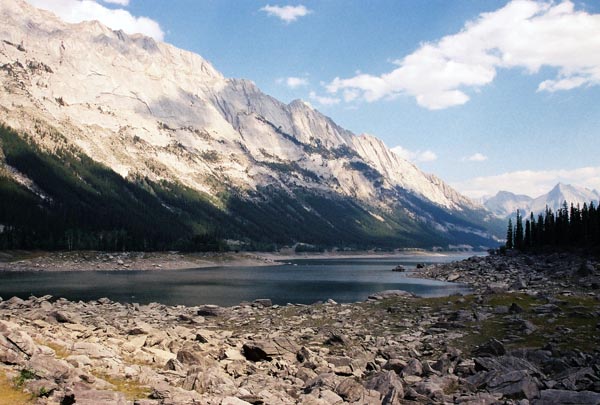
(36, 341, 70, 359)
(0, 371, 33, 405)
(447, 292, 599, 353)
(13, 370, 36, 388)
(484, 293, 541, 310)
(95, 373, 151, 401)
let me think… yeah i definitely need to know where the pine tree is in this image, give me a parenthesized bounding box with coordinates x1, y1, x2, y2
(536, 213, 544, 246)
(582, 202, 589, 243)
(515, 210, 524, 250)
(506, 218, 514, 249)
(524, 219, 531, 248)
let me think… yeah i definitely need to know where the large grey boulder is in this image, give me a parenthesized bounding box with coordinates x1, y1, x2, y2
(486, 369, 540, 400)
(335, 378, 367, 402)
(534, 389, 600, 405)
(364, 371, 404, 401)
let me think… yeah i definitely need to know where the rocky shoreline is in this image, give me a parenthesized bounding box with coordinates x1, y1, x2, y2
(0, 251, 276, 272)
(0, 252, 599, 404)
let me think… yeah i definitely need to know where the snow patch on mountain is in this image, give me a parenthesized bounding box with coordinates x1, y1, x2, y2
(484, 183, 600, 218)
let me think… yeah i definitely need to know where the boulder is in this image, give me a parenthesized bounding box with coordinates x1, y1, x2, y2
(176, 349, 200, 365)
(0, 334, 27, 365)
(455, 392, 503, 404)
(533, 304, 561, 314)
(242, 341, 279, 362)
(297, 346, 312, 363)
(318, 389, 344, 404)
(382, 358, 406, 374)
(324, 333, 348, 346)
(368, 290, 414, 300)
(364, 371, 404, 400)
(27, 354, 72, 381)
(335, 378, 366, 402)
(509, 303, 524, 314)
(486, 370, 540, 400)
(486, 282, 509, 294)
(72, 342, 116, 359)
(221, 397, 252, 405)
(47, 311, 79, 324)
(402, 358, 423, 377)
(197, 305, 224, 317)
(304, 373, 340, 394)
(252, 299, 272, 308)
(5, 329, 38, 357)
(473, 338, 506, 357)
(71, 387, 128, 405)
(534, 389, 600, 405)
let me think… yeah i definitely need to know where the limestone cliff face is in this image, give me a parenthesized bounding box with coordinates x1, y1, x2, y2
(0, 0, 499, 246)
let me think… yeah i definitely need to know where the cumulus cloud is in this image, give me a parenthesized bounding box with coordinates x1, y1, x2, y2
(277, 76, 309, 89)
(309, 91, 340, 106)
(260, 5, 311, 23)
(27, 0, 164, 41)
(326, 1, 600, 110)
(391, 145, 438, 163)
(102, 0, 129, 5)
(464, 153, 488, 162)
(452, 166, 600, 199)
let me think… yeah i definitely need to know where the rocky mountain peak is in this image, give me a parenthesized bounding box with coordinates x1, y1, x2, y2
(0, 0, 501, 248)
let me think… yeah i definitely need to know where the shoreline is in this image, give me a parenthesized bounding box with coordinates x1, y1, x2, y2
(0, 249, 478, 272)
(1, 252, 598, 404)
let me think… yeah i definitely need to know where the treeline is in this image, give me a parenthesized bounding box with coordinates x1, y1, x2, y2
(505, 202, 600, 252)
(0, 124, 231, 251)
(0, 124, 497, 252)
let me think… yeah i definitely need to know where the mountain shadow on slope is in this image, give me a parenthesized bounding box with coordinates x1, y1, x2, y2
(0, 125, 498, 251)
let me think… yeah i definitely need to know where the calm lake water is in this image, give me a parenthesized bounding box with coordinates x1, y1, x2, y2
(0, 254, 475, 306)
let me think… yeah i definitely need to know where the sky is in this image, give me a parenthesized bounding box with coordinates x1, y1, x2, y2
(26, 0, 600, 199)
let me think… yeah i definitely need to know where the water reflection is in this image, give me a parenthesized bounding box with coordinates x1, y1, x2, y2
(0, 254, 474, 306)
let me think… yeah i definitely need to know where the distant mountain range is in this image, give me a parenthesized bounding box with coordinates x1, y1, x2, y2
(0, 0, 502, 251)
(484, 183, 600, 218)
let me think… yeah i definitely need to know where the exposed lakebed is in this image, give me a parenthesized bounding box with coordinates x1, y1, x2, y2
(0, 254, 472, 306)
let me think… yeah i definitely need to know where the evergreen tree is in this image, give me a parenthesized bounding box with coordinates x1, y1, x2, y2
(536, 213, 544, 246)
(582, 203, 589, 243)
(524, 219, 531, 248)
(506, 218, 513, 249)
(503, 200, 600, 252)
(529, 212, 537, 247)
(515, 210, 524, 250)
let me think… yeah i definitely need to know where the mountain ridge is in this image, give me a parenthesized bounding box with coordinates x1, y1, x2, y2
(484, 183, 600, 218)
(0, 0, 501, 250)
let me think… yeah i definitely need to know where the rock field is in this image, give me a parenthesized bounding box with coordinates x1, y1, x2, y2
(1, 252, 599, 404)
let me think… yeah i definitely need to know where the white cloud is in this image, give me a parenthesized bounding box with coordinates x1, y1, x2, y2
(326, 0, 600, 110)
(277, 76, 309, 89)
(465, 153, 488, 162)
(26, 0, 164, 41)
(391, 145, 438, 163)
(452, 166, 600, 199)
(102, 0, 129, 5)
(309, 91, 340, 106)
(260, 4, 311, 23)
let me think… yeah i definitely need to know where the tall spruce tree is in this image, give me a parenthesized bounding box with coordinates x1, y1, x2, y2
(524, 219, 531, 248)
(515, 210, 524, 250)
(506, 218, 514, 249)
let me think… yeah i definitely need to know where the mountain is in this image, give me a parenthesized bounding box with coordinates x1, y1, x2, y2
(483, 191, 533, 218)
(0, 0, 501, 251)
(484, 183, 600, 218)
(530, 183, 600, 215)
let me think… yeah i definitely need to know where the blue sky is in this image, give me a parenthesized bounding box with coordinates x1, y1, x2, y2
(28, 0, 600, 198)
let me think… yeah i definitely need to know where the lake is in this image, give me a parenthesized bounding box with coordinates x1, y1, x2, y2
(0, 253, 475, 306)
